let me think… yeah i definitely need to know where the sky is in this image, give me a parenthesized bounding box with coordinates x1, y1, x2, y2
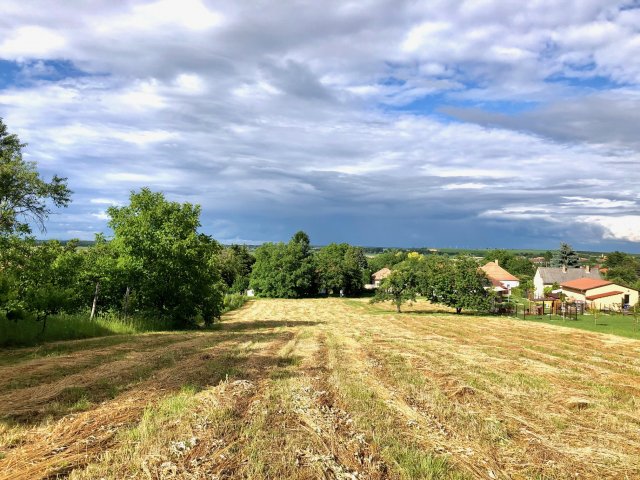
(1, 0, 639, 251)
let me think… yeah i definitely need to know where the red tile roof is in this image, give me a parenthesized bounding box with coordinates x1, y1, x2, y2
(586, 291, 623, 300)
(561, 278, 612, 291)
(480, 262, 519, 282)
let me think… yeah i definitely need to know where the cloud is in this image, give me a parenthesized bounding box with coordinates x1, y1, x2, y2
(0, 1, 639, 250)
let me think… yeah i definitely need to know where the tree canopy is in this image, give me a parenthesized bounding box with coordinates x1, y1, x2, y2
(315, 243, 367, 295)
(551, 243, 580, 268)
(108, 188, 224, 326)
(249, 231, 316, 298)
(0, 118, 71, 235)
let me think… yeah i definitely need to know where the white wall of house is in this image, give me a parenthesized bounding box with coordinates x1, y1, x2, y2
(533, 270, 544, 298)
(501, 280, 520, 290)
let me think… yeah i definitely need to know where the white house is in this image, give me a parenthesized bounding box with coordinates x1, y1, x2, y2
(533, 265, 601, 298)
(480, 260, 519, 294)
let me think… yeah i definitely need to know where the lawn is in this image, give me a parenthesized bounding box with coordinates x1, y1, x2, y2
(1, 298, 640, 479)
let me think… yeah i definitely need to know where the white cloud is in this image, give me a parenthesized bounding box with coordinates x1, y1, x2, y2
(0, 1, 639, 247)
(579, 216, 640, 242)
(0, 26, 66, 58)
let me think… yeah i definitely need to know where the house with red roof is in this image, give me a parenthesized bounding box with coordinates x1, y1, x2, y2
(560, 278, 638, 309)
(480, 260, 519, 294)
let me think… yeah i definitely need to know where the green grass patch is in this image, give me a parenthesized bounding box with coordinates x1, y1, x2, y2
(0, 312, 173, 348)
(515, 313, 640, 340)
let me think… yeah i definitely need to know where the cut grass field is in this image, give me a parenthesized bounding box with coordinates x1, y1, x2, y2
(2, 298, 640, 479)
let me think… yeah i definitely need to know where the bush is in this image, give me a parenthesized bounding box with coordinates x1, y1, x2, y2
(222, 293, 248, 313)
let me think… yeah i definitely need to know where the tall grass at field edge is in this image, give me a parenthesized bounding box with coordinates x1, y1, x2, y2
(1, 293, 251, 347)
(0, 312, 173, 348)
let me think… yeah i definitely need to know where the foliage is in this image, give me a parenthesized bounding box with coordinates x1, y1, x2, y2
(316, 243, 367, 295)
(551, 243, 580, 268)
(483, 249, 535, 280)
(370, 256, 424, 312)
(0, 311, 172, 347)
(222, 293, 249, 313)
(603, 251, 640, 288)
(219, 244, 255, 293)
(249, 231, 316, 298)
(0, 118, 71, 235)
(424, 255, 491, 314)
(108, 188, 224, 326)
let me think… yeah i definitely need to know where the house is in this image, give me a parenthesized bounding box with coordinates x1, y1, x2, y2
(480, 260, 519, 294)
(371, 267, 391, 287)
(560, 278, 638, 310)
(534, 265, 601, 298)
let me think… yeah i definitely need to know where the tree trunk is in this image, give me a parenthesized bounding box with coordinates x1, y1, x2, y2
(123, 286, 131, 319)
(456, 307, 462, 314)
(90, 280, 100, 320)
(396, 302, 401, 313)
(41, 315, 47, 334)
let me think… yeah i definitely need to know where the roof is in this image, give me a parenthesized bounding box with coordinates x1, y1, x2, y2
(537, 267, 601, 284)
(372, 268, 391, 280)
(586, 291, 624, 300)
(480, 261, 519, 282)
(561, 278, 612, 291)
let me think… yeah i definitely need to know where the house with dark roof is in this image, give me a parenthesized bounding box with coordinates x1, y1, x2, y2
(480, 260, 519, 294)
(561, 278, 638, 309)
(533, 265, 601, 298)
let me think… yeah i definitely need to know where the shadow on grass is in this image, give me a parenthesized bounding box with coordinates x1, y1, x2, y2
(0, 329, 299, 426)
(219, 320, 323, 331)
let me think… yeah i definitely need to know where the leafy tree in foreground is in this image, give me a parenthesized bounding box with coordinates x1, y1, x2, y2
(0, 118, 71, 235)
(371, 255, 424, 312)
(551, 243, 580, 268)
(108, 188, 224, 326)
(425, 255, 491, 314)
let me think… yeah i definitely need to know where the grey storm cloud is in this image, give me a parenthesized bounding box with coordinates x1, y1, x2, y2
(0, 0, 639, 249)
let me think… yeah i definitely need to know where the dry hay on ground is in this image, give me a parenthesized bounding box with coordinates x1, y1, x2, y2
(1, 298, 640, 479)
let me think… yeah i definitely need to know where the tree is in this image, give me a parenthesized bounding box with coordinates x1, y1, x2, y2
(219, 244, 255, 293)
(483, 249, 535, 280)
(424, 255, 491, 314)
(108, 189, 224, 326)
(316, 243, 367, 295)
(551, 243, 579, 268)
(79, 234, 122, 319)
(249, 231, 317, 298)
(370, 257, 423, 312)
(0, 118, 71, 235)
(286, 231, 316, 297)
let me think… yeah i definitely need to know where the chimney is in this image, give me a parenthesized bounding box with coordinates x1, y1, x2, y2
(585, 265, 590, 273)
(562, 265, 567, 273)
(495, 259, 499, 266)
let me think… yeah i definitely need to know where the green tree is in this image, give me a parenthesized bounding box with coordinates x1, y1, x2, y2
(219, 244, 255, 293)
(79, 234, 122, 319)
(249, 231, 317, 298)
(370, 257, 423, 312)
(108, 189, 224, 326)
(0, 118, 71, 235)
(316, 243, 367, 295)
(483, 249, 534, 279)
(424, 255, 491, 314)
(249, 242, 291, 297)
(551, 243, 580, 268)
